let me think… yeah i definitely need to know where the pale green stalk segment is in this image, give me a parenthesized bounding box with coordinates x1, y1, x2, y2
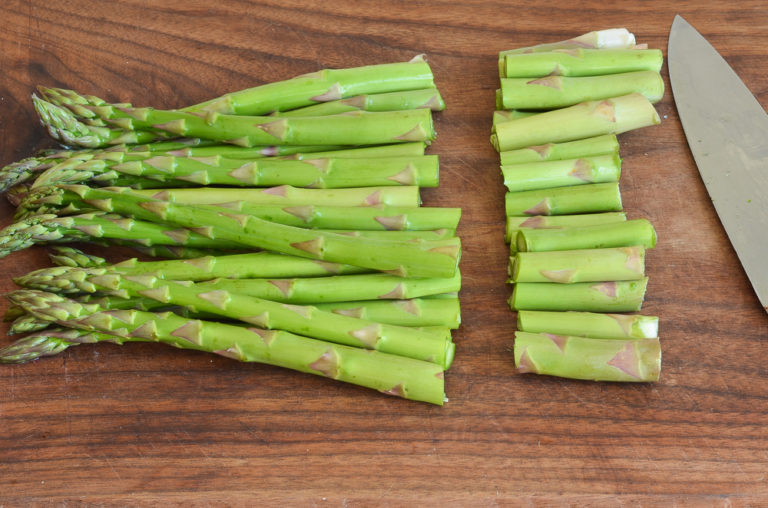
(492, 93, 660, 152)
(509, 278, 649, 312)
(498, 28, 637, 75)
(499, 71, 664, 109)
(505, 182, 622, 216)
(9, 291, 446, 404)
(505, 212, 627, 243)
(517, 310, 659, 339)
(509, 246, 646, 283)
(514, 331, 661, 382)
(492, 110, 539, 126)
(516, 219, 657, 252)
(499, 134, 619, 165)
(501, 49, 663, 78)
(502, 153, 621, 192)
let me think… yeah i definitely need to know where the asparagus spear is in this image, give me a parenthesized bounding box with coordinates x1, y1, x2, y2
(492, 110, 539, 126)
(500, 49, 663, 79)
(505, 182, 622, 216)
(32, 155, 441, 189)
(516, 219, 657, 252)
(499, 71, 664, 110)
(517, 310, 659, 339)
(21, 185, 460, 231)
(499, 134, 619, 165)
(52, 185, 462, 278)
(505, 212, 627, 243)
(8, 292, 447, 404)
(48, 246, 107, 267)
(498, 28, 638, 75)
(509, 246, 646, 283)
(501, 154, 621, 192)
(514, 331, 661, 382)
(491, 93, 660, 152)
(275, 88, 445, 117)
(11, 269, 456, 366)
(509, 278, 648, 312)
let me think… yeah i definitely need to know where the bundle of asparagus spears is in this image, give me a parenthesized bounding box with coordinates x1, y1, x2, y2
(492, 29, 662, 382)
(0, 56, 462, 405)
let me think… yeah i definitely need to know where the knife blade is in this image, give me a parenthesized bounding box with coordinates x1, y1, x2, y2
(668, 15, 768, 312)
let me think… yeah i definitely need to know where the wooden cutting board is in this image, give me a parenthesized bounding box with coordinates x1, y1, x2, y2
(1, 1, 766, 504)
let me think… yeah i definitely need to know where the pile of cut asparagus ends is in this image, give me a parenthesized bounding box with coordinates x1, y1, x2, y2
(0, 56, 462, 405)
(493, 29, 662, 382)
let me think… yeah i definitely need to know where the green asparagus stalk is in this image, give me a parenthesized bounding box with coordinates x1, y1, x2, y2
(500, 49, 663, 79)
(12, 269, 456, 366)
(19, 262, 460, 303)
(21, 185, 460, 231)
(517, 310, 659, 339)
(33, 155, 441, 189)
(516, 219, 657, 252)
(491, 93, 660, 152)
(55, 185, 461, 278)
(48, 246, 107, 267)
(514, 331, 661, 382)
(275, 88, 445, 117)
(502, 154, 621, 192)
(505, 182, 622, 216)
(499, 71, 664, 110)
(509, 246, 646, 283)
(9, 292, 447, 404)
(315, 297, 461, 328)
(104, 241, 237, 260)
(492, 110, 539, 126)
(184, 57, 435, 115)
(132, 185, 421, 207)
(499, 134, 619, 165)
(509, 278, 649, 312)
(498, 28, 638, 75)
(505, 212, 627, 243)
(0, 212, 248, 258)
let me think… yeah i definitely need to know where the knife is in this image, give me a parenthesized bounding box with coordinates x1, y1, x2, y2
(668, 15, 768, 312)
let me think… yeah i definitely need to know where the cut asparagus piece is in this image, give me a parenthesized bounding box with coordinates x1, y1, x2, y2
(505, 182, 622, 216)
(33, 155, 441, 189)
(500, 49, 663, 79)
(509, 278, 649, 312)
(514, 331, 661, 382)
(499, 134, 619, 165)
(314, 297, 461, 328)
(276, 88, 445, 117)
(58, 186, 461, 278)
(506, 212, 627, 243)
(492, 94, 660, 152)
(509, 246, 646, 283)
(502, 154, 621, 192)
(499, 71, 664, 109)
(498, 28, 637, 75)
(517, 310, 659, 339)
(9, 292, 446, 404)
(132, 185, 421, 207)
(516, 219, 657, 252)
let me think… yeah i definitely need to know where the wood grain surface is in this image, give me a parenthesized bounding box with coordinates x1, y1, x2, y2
(1, 1, 767, 505)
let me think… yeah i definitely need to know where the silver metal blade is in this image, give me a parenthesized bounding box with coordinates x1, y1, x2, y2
(669, 15, 768, 311)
